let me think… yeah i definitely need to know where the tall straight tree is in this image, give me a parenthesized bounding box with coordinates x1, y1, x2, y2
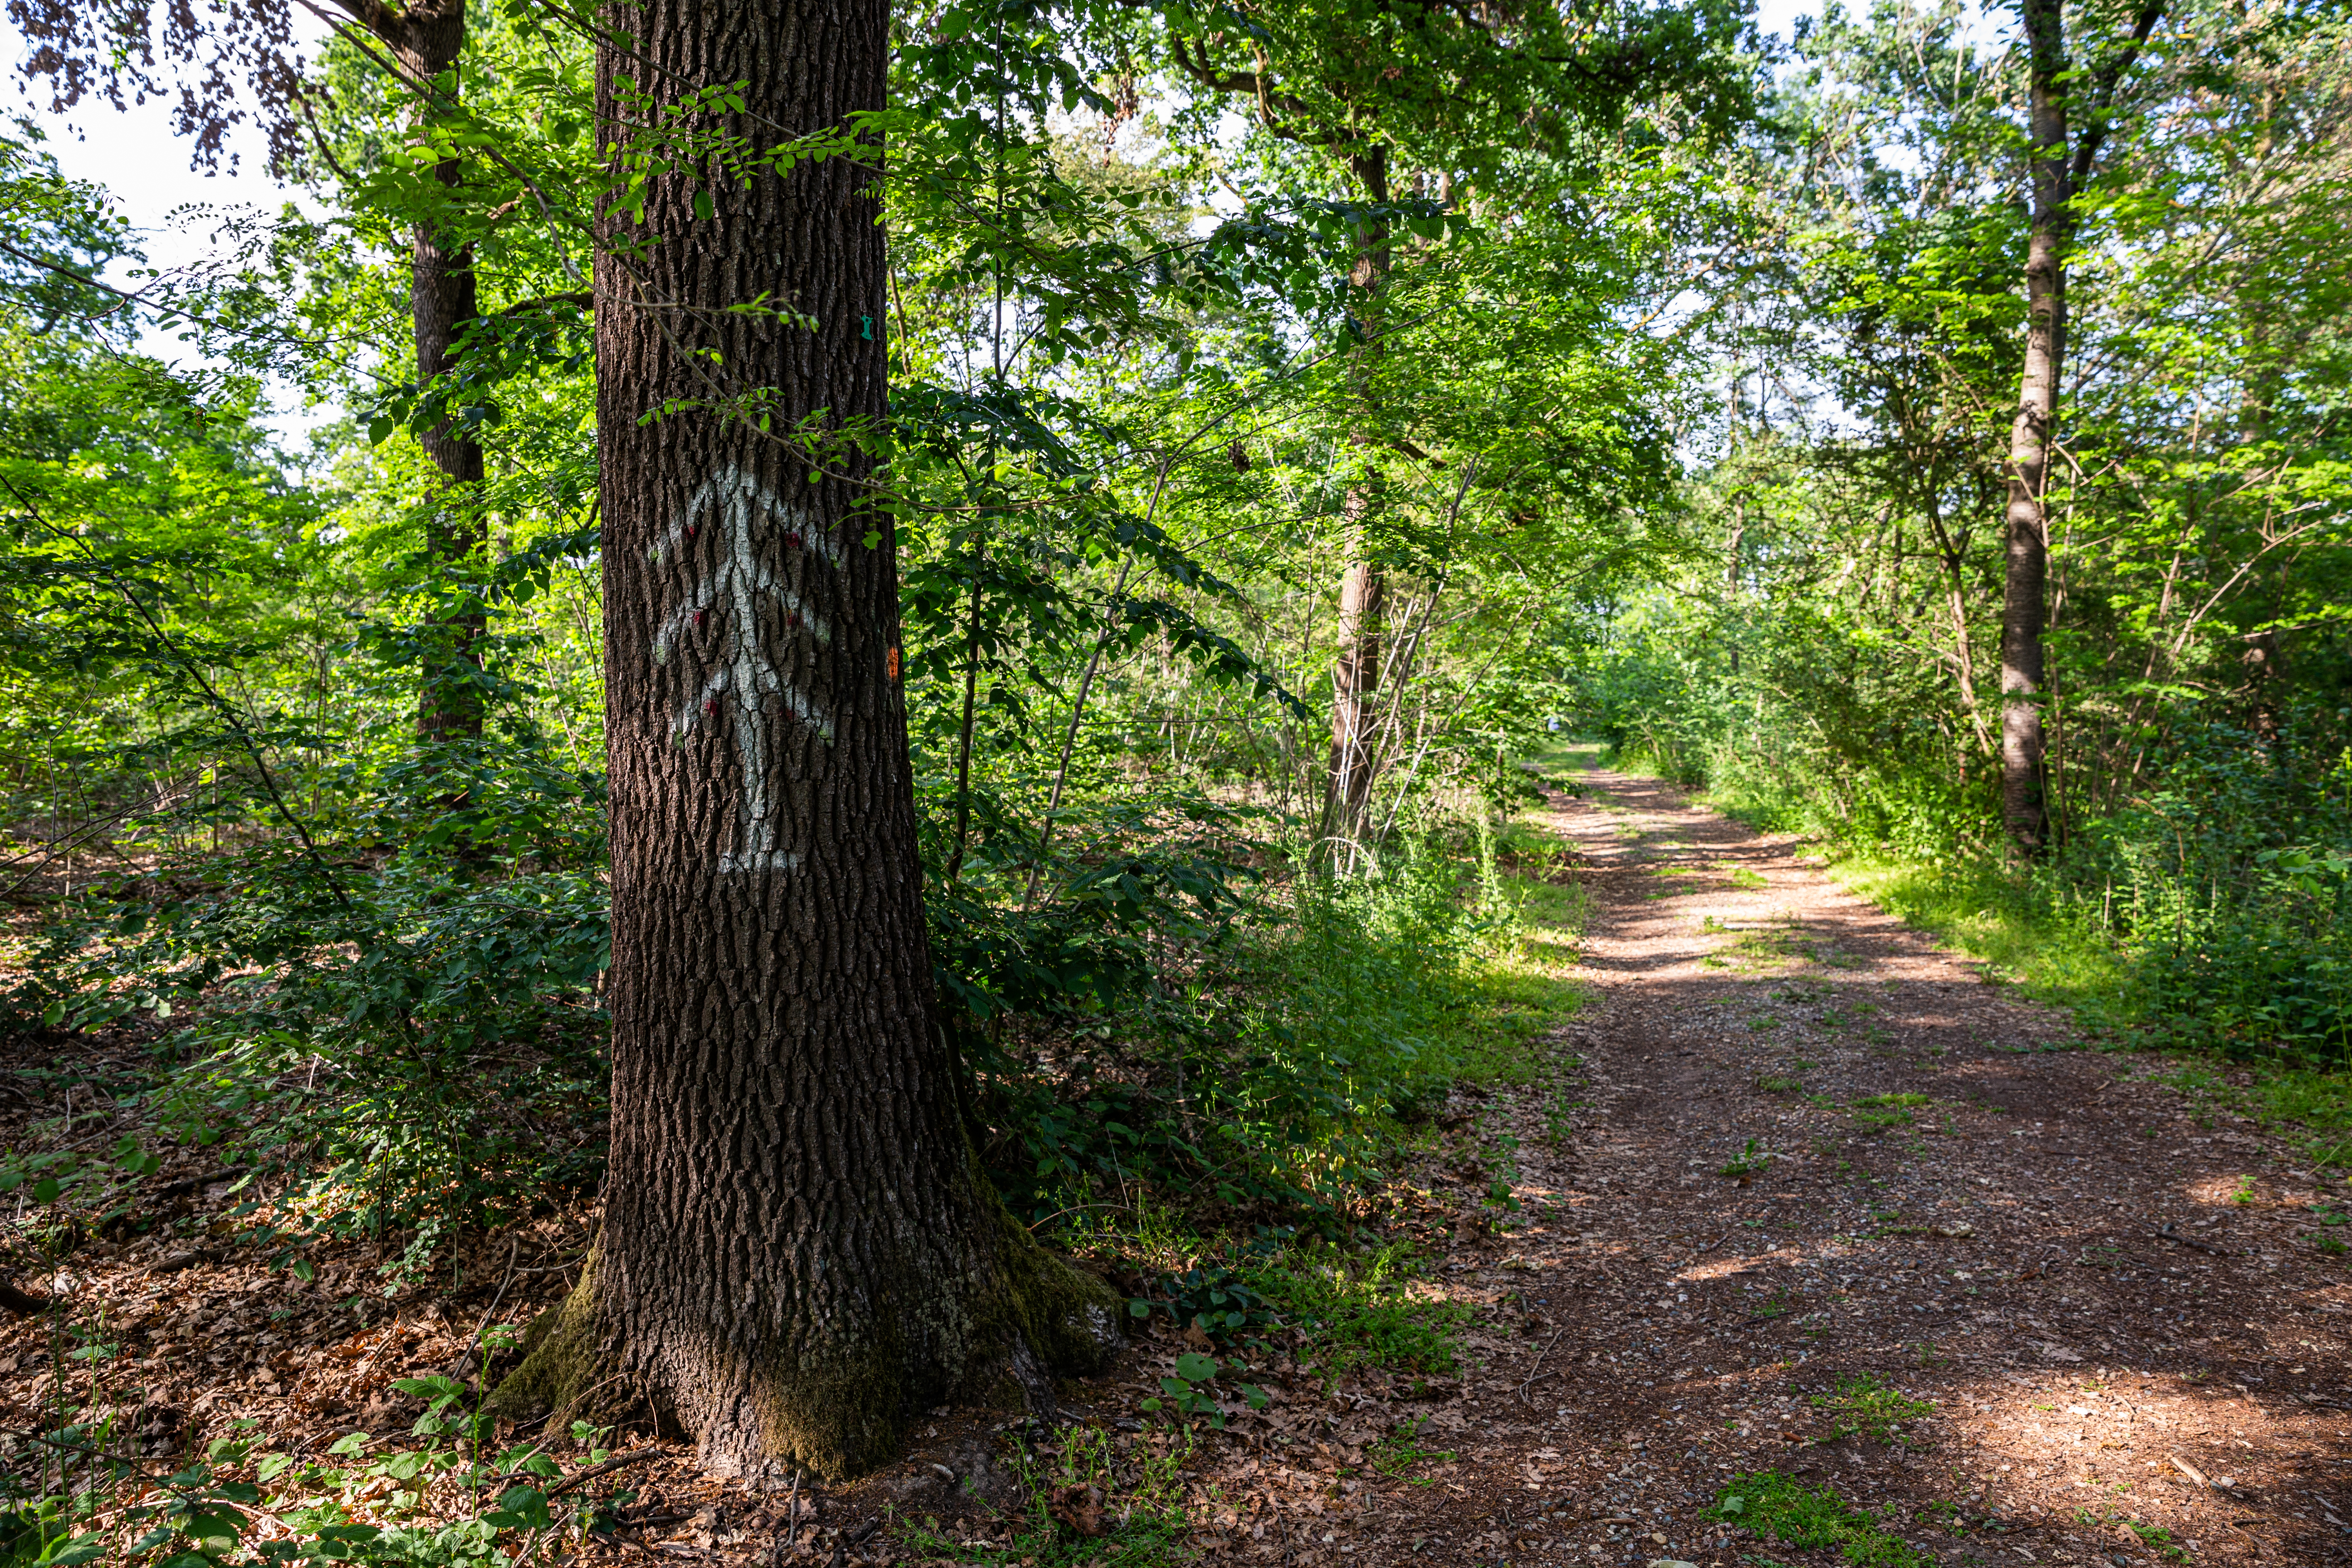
(370, 0, 488, 742)
(7, 0, 491, 739)
(489, 0, 1117, 1479)
(1998, 0, 2163, 853)
(1133, 0, 1751, 858)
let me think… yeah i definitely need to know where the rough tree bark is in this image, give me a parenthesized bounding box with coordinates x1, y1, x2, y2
(1999, 0, 2164, 856)
(1999, 0, 2067, 856)
(489, 0, 1117, 1480)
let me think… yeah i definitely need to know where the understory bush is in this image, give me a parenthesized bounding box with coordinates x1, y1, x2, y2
(970, 821, 1530, 1225)
(0, 714, 1540, 1284)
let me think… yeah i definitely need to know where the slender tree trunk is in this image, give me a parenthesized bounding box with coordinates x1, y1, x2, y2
(368, 0, 489, 741)
(492, 0, 1114, 1478)
(1327, 549, 1384, 856)
(1324, 145, 1390, 864)
(1999, 0, 2071, 857)
(1725, 492, 1744, 677)
(1920, 510, 1993, 755)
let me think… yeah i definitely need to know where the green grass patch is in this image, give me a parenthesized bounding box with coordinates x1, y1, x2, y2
(1712, 1470, 1934, 1567)
(1469, 875, 1588, 1068)
(1431, 813, 1592, 1088)
(1828, 852, 2352, 1168)
(1365, 1414, 1455, 1482)
(1831, 852, 2127, 1008)
(1811, 1372, 1936, 1445)
(1244, 1241, 1472, 1387)
(899, 1426, 1191, 1566)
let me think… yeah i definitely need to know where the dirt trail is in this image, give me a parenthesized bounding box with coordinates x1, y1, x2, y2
(1295, 764, 2352, 1568)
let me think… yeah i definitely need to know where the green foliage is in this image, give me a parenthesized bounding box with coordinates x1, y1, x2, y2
(1565, 2, 2352, 1100)
(1712, 1470, 1934, 1568)
(1139, 1350, 1268, 1430)
(0, 1396, 609, 1568)
(983, 828, 1542, 1226)
(1244, 1242, 1471, 1387)
(1365, 1415, 1455, 1481)
(900, 1426, 1191, 1567)
(1848, 1093, 1928, 1134)
(1124, 1265, 1281, 1348)
(1809, 1373, 1936, 1446)
(0, 735, 613, 1277)
(1718, 1137, 1773, 1176)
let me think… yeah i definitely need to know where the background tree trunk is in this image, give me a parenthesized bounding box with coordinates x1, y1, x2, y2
(2000, 0, 2069, 857)
(492, 0, 1115, 1480)
(1324, 145, 1390, 865)
(410, 183, 486, 740)
(1326, 550, 1383, 858)
(358, 0, 489, 741)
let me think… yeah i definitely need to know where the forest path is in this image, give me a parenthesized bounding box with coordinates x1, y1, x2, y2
(1298, 761, 2352, 1568)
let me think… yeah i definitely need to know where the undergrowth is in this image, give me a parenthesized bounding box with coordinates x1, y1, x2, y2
(1713, 1470, 1934, 1568)
(0, 797, 1583, 1564)
(897, 1426, 1192, 1567)
(1242, 1241, 1474, 1388)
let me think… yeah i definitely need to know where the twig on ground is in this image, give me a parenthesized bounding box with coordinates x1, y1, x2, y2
(445, 1238, 524, 1378)
(545, 1447, 664, 1501)
(155, 1165, 250, 1200)
(2155, 1223, 2231, 1257)
(1517, 1324, 1572, 1404)
(823, 1518, 881, 1568)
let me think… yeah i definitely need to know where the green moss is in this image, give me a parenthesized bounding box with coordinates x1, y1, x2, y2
(487, 1171, 1118, 1480)
(486, 1253, 610, 1429)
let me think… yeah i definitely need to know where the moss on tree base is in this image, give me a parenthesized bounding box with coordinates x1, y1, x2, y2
(484, 1254, 617, 1431)
(488, 1200, 1119, 1477)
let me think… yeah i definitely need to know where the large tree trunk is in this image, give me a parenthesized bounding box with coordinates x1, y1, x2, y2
(1999, 0, 2070, 857)
(491, 0, 1115, 1480)
(1323, 145, 1391, 865)
(361, 0, 488, 741)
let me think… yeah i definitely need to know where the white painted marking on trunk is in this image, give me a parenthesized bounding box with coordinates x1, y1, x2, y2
(654, 467, 838, 874)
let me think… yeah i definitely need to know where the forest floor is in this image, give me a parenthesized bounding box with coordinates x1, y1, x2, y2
(6, 760, 2352, 1568)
